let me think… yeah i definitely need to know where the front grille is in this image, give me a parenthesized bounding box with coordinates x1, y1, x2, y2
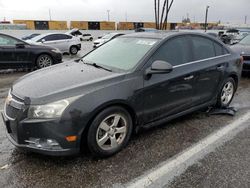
(4, 93, 25, 120)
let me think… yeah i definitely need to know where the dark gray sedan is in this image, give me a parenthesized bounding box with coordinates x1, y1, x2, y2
(2, 32, 242, 157)
(231, 34, 250, 74)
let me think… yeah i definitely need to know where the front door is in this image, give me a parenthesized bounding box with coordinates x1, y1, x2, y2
(0, 34, 30, 68)
(143, 36, 195, 124)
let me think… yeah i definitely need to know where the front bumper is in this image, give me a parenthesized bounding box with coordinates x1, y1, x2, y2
(76, 44, 81, 50)
(1, 112, 80, 156)
(52, 52, 63, 64)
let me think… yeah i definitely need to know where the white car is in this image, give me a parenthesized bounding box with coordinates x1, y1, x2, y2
(27, 33, 81, 55)
(93, 33, 124, 48)
(66, 28, 93, 41)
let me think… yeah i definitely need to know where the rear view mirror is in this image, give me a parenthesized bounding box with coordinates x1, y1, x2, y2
(145, 60, 173, 80)
(147, 60, 173, 74)
(15, 43, 25, 48)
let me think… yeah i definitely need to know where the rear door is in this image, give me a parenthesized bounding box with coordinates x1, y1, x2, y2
(55, 34, 73, 52)
(190, 35, 229, 106)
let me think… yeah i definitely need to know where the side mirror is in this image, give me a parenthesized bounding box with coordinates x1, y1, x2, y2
(146, 60, 173, 76)
(16, 43, 25, 48)
(41, 39, 46, 43)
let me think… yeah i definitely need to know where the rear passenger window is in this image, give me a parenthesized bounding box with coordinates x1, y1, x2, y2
(152, 36, 192, 66)
(191, 36, 216, 61)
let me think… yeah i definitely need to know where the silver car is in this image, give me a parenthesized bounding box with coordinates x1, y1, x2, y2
(27, 33, 81, 55)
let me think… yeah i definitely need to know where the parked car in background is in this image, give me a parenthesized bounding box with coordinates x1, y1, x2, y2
(0, 33, 62, 69)
(219, 29, 250, 45)
(27, 33, 81, 55)
(21, 33, 40, 41)
(66, 28, 93, 41)
(231, 34, 250, 74)
(93, 33, 124, 48)
(2, 32, 242, 157)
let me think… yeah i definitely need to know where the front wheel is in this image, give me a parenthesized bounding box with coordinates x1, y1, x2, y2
(216, 77, 236, 108)
(87, 106, 133, 158)
(36, 54, 53, 69)
(70, 46, 78, 55)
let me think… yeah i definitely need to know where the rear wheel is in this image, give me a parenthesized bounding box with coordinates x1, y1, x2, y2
(36, 54, 53, 69)
(89, 37, 93, 41)
(70, 46, 78, 55)
(216, 77, 236, 108)
(87, 106, 133, 158)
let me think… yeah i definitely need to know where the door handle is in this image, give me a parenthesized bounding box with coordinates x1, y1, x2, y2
(184, 75, 194, 81)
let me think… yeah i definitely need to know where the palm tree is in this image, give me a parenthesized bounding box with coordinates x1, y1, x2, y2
(163, 0, 174, 30)
(154, 0, 175, 30)
(154, 0, 158, 29)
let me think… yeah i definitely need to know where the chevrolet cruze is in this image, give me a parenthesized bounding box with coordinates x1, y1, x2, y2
(2, 32, 242, 157)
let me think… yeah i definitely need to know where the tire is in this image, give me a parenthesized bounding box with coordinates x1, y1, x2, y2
(36, 54, 53, 69)
(216, 77, 236, 108)
(70, 46, 78, 55)
(87, 106, 133, 158)
(89, 37, 93, 41)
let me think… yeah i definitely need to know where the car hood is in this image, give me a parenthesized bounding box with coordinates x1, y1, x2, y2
(26, 40, 40, 45)
(12, 61, 124, 104)
(231, 43, 250, 56)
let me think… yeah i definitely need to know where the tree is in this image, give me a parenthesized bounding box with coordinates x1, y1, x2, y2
(154, 0, 175, 30)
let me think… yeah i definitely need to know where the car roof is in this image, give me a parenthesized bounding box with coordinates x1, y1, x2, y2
(122, 31, 220, 40)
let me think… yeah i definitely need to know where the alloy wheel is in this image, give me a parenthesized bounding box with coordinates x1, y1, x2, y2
(96, 114, 128, 151)
(221, 81, 234, 106)
(38, 55, 52, 68)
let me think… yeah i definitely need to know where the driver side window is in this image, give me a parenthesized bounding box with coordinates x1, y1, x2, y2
(152, 36, 192, 66)
(0, 35, 19, 46)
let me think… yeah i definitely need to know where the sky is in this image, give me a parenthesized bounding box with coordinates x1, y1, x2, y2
(0, 0, 249, 24)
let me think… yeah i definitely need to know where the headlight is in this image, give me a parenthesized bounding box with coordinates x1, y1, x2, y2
(51, 49, 61, 53)
(28, 98, 75, 119)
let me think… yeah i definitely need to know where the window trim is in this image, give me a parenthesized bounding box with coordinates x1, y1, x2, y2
(173, 54, 231, 69)
(150, 35, 193, 67)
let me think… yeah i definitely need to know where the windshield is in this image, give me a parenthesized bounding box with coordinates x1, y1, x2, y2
(82, 37, 158, 71)
(30, 34, 46, 42)
(239, 35, 250, 45)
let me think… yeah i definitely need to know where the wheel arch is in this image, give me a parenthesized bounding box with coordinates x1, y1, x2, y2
(228, 73, 239, 89)
(35, 52, 53, 67)
(79, 100, 138, 149)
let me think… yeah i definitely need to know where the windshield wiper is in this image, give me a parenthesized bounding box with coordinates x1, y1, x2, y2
(81, 60, 112, 72)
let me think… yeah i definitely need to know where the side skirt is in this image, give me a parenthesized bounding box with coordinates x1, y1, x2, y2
(140, 101, 215, 131)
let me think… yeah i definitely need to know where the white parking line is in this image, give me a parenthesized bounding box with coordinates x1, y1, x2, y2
(126, 111, 250, 188)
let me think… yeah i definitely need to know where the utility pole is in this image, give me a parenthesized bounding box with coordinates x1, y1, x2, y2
(107, 10, 110, 22)
(205, 6, 209, 32)
(245, 16, 247, 24)
(125, 12, 128, 22)
(49, 9, 52, 21)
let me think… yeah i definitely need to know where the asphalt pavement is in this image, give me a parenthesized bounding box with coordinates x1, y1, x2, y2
(0, 42, 250, 188)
